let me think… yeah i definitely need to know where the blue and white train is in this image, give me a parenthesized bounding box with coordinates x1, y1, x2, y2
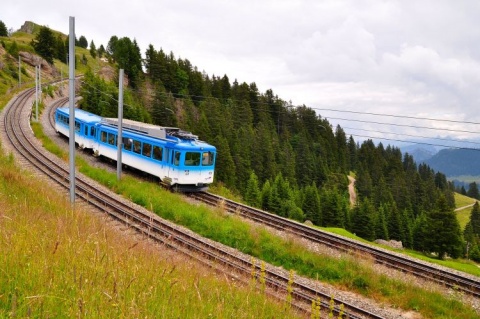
(55, 107, 216, 191)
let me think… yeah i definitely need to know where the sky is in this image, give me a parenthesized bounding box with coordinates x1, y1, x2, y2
(3, 0, 480, 148)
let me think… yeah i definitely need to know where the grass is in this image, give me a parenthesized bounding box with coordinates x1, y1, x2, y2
(30, 127, 480, 319)
(455, 193, 477, 230)
(0, 146, 301, 318)
(320, 226, 480, 277)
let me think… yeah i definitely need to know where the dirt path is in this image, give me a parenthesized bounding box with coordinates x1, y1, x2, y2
(455, 203, 476, 212)
(348, 175, 356, 207)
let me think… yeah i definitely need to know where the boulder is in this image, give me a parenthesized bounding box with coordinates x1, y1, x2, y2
(19, 51, 58, 77)
(374, 239, 403, 249)
(19, 21, 36, 34)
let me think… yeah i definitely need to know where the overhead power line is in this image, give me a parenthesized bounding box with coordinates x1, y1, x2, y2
(342, 126, 480, 146)
(327, 116, 480, 135)
(311, 107, 480, 126)
(351, 134, 480, 151)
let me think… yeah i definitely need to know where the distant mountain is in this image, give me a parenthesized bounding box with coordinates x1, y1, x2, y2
(424, 148, 480, 176)
(400, 144, 438, 163)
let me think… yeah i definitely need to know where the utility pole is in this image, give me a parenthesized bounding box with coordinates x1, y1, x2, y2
(35, 65, 38, 121)
(39, 65, 42, 103)
(18, 56, 21, 86)
(68, 16, 76, 205)
(117, 69, 124, 180)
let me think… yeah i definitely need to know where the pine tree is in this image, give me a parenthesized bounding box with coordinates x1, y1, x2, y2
(464, 202, 480, 241)
(78, 35, 88, 49)
(302, 183, 322, 225)
(245, 172, 261, 207)
(425, 196, 464, 259)
(98, 44, 105, 58)
(261, 180, 272, 212)
(412, 213, 429, 252)
(55, 35, 66, 62)
(376, 205, 389, 240)
(89, 40, 97, 58)
(32, 26, 56, 64)
(467, 182, 480, 200)
(352, 198, 376, 241)
(213, 135, 235, 188)
(0, 20, 8, 37)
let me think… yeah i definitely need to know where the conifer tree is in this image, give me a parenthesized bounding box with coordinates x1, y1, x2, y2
(78, 35, 88, 49)
(412, 213, 429, 252)
(213, 135, 235, 188)
(0, 20, 8, 37)
(32, 26, 56, 64)
(302, 183, 322, 225)
(425, 196, 464, 259)
(245, 172, 261, 207)
(464, 202, 480, 240)
(375, 205, 389, 240)
(89, 40, 97, 58)
(54, 35, 66, 62)
(352, 198, 376, 241)
(467, 182, 480, 200)
(260, 180, 273, 212)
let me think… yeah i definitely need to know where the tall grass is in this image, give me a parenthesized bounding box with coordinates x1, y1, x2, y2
(0, 146, 301, 318)
(30, 122, 480, 318)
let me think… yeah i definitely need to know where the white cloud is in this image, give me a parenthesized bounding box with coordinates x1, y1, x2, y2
(3, 0, 480, 143)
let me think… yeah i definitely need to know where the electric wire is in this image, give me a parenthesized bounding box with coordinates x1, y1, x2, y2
(342, 126, 480, 146)
(311, 107, 480, 126)
(77, 77, 480, 151)
(351, 134, 480, 151)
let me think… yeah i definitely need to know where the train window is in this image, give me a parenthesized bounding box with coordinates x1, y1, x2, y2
(174, 151, 181, 166)
(60, 115, 69, 125)
(91, 127, 96, 137)
(108, 133, 116, 146)
(100, 131, 107, 143)
(202, 152, 214, 166)
(84, 126, 88, 136)
(185, 152, 200, 166)
(142, 143, 152, 158)
(133, 140, 141, 154)
(123, 138, 133, 151)
(153, 146, 163, 161)
(75, 121, 80, 133)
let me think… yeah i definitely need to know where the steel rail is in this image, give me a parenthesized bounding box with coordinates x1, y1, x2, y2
(2, 90, 387, 319)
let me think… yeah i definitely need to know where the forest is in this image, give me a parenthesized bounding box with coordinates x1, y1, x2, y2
(20, 24, 480, 261)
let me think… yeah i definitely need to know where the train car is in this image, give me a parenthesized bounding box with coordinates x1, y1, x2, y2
(55, 107, 102, 149)
(54, 107, 216, 191)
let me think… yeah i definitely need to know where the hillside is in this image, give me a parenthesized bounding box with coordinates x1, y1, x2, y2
(1, 18, 480, 319)
(425, 148, 480, 177)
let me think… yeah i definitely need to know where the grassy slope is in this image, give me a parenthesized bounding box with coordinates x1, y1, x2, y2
(29, 121, 479, 319)
(0, 144, 299, 318)
(0, 31, 303, 319)
(1, 26, 480, 319)
(455, 192, 477, 230)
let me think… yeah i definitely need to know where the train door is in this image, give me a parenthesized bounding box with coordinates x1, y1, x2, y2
(165, 147, 173, 184)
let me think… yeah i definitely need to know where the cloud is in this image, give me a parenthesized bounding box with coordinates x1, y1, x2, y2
(4, 0, 480, 143)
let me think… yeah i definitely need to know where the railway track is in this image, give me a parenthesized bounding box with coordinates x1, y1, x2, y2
(188, 191, 480, 298)
(1, 88, 391, 318)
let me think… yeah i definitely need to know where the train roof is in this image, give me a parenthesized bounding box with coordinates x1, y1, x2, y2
(57, 107, 102, 124)
(103, 117, 199, 141)
(98, 122, 216, 151)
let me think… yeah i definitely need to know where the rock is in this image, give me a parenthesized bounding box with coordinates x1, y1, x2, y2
(19, 51, 58, 77)
(19, 21, 36, 34)
(374, 239, 403, 249)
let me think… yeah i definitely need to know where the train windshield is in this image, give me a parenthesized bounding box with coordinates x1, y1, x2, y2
(185, 152, 201, 166)
(202, 151, 214, 166)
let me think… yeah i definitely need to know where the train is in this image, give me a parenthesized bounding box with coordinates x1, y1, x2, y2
(54, 107, 216, 191)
